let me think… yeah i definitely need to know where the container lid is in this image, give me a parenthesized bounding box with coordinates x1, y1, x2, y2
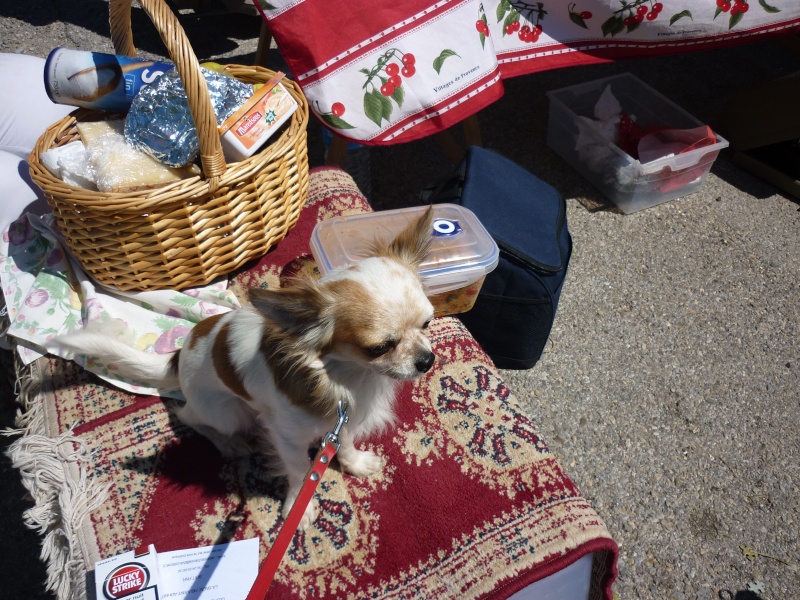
(310, 204, 499, 295)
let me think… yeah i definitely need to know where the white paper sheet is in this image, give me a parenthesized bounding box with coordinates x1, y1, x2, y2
(94, 539, 259, 600)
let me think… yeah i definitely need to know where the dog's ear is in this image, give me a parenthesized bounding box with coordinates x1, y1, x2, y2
(248, 282, 333, 346)
(377, 205, 433, 268)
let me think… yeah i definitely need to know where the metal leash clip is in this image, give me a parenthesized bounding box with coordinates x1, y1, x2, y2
(323, 400, 350, 451)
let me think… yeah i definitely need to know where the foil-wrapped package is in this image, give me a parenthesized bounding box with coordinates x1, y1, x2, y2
(125, 68, 253, 167)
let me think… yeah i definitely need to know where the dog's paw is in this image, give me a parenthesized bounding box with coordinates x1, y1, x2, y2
(298, 501, 318, 531)
(339, 448, 383, 478)
(282, 493, 317, 531)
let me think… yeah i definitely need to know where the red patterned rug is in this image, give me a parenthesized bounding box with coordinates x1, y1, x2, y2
(8, 168, 617, 599)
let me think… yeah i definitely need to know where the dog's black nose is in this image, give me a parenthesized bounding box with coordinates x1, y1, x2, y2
(416, 352, 435, 373)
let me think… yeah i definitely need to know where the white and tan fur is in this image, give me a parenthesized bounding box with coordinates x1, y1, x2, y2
(51, 208, 436, 529)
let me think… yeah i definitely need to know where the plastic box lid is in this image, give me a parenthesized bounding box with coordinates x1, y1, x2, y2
(310, 204, 499, 295)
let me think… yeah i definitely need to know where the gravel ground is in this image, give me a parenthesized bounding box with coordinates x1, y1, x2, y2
(1, 2, 799, 599)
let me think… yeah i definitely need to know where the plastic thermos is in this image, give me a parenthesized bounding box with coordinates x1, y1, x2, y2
(44, 47, 174, 112)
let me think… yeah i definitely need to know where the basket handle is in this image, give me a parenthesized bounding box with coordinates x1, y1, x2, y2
(108, 0, 227, 188)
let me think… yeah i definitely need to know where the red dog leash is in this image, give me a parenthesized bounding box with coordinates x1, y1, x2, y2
(246, 400, 350, 600)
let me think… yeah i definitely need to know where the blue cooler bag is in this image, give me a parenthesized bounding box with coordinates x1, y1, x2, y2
(426, 147, 572, 369)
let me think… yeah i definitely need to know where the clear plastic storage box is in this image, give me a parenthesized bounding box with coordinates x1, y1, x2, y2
(547, 73, 729, 213)
(310, 204, 499, 316)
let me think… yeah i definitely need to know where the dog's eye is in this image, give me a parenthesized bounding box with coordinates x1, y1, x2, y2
(423, 319, 431, 329)
(367, 341, 395, 357)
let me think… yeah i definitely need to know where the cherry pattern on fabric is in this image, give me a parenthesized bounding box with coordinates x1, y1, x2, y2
(361, 49, 418, 127)
(315, 100, 356, 131)
(269, 0, 790, 142)
(501, 1, 547, 42)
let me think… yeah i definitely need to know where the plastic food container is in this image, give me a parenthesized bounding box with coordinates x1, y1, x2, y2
(310, 204, 499, 316)
(547, 73, 729, 213)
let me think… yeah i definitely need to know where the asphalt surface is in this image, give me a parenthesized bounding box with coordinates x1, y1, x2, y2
(1, 2, 799, 599)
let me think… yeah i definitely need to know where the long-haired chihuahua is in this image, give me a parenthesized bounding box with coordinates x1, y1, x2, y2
(52, 207, 436, 529)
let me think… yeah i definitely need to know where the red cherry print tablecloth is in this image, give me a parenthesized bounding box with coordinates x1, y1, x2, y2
(254, 0, 800, 145)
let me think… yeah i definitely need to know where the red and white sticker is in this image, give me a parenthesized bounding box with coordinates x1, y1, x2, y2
(102, 562, 150, 599)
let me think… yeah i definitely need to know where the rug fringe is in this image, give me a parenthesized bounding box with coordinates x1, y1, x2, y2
(4, 358, 109, 600)
(10, 355, 43, 431)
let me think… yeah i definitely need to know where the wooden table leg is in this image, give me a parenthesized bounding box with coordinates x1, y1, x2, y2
(255, 20, 272, 68)
(325, 134, 349, 167)
(462, 114, 482, 148)
(433, 114, 483, 165)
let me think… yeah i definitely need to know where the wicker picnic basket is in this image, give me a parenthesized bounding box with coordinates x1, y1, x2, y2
(28, 0, 309, 291)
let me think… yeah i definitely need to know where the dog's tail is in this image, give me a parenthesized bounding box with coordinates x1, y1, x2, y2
(50, 331, 180, 389)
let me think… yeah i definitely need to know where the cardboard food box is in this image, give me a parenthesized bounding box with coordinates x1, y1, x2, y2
(218, 76, 298, 162)
(310, 204, 499, 316)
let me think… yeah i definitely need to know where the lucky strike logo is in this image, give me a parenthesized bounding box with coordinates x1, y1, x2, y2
(103, 562, 150, 599)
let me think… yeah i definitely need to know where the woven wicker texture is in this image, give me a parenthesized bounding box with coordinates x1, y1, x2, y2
(28, 0, 309, 291)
